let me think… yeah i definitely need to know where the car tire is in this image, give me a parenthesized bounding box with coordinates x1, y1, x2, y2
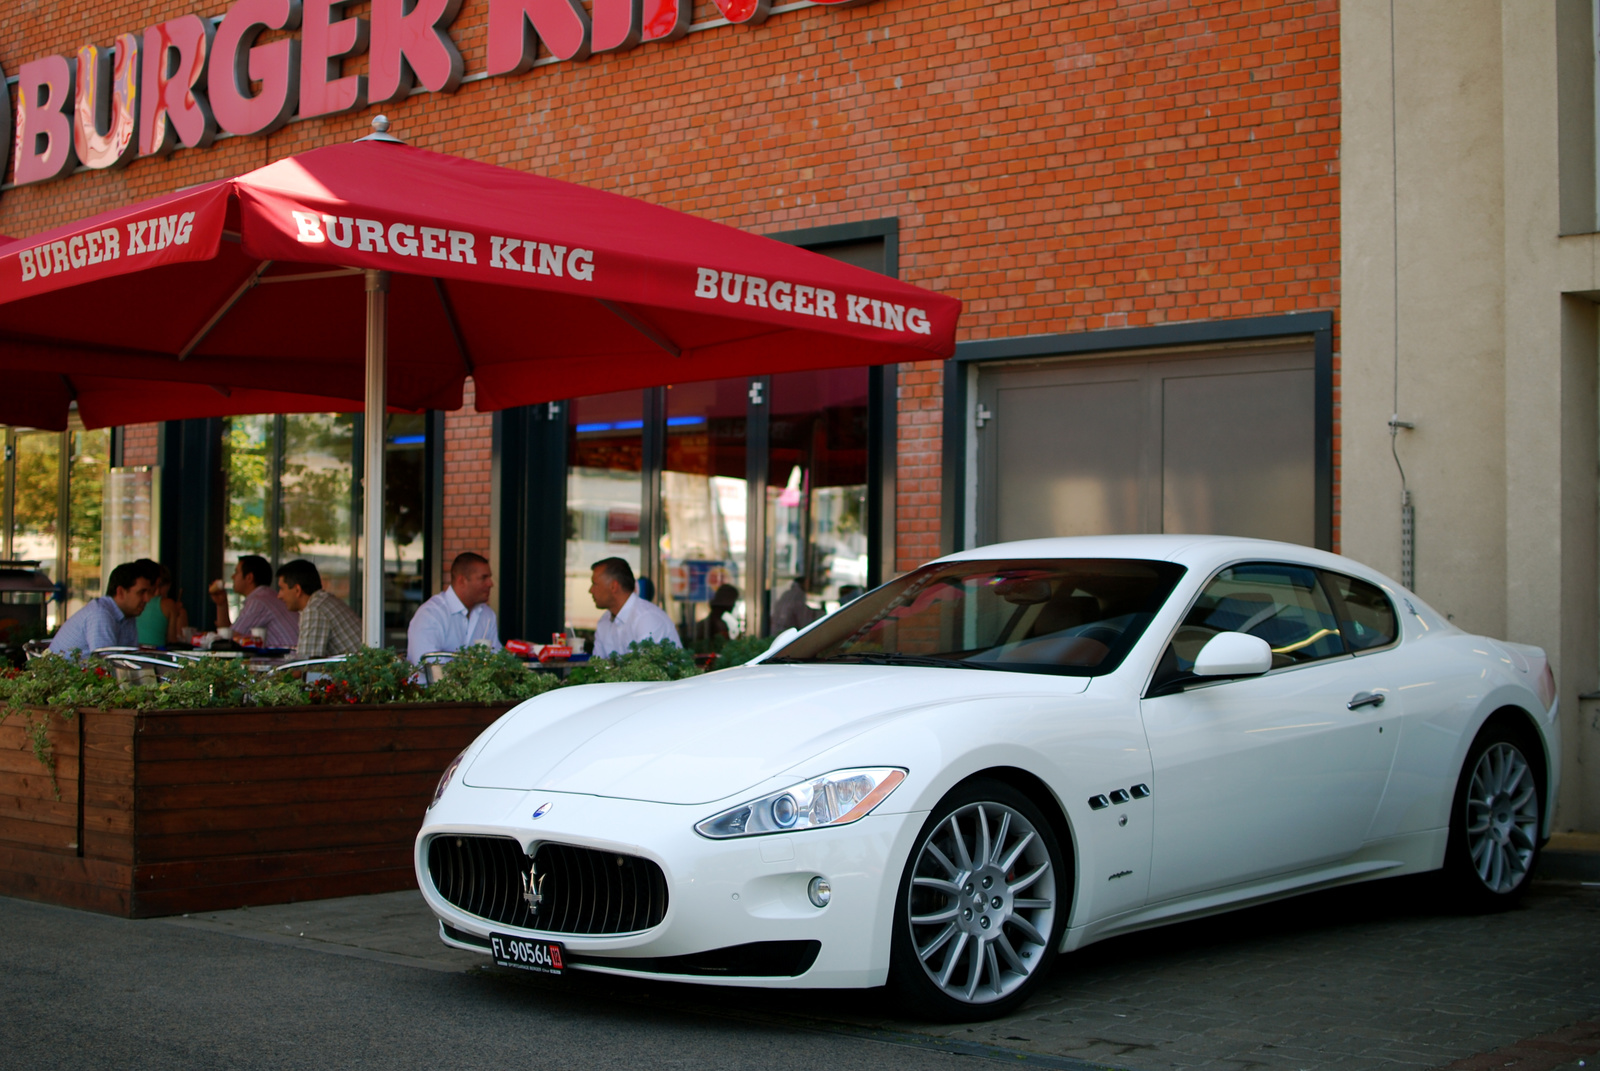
(1442, 720, 1544, 911)
(887, 778, 1068, 1021)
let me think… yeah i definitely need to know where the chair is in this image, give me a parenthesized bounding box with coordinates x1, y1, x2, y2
(266, 655, 350, 680)
(418, 651, 455, 685)
(101, 653, 184, 685)
(22, 639, 51, 661)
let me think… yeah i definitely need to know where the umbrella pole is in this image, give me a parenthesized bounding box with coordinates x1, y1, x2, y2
(363, 270, 390, 648)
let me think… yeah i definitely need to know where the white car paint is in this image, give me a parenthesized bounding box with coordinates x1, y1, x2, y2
(416, 535, 1559, 992)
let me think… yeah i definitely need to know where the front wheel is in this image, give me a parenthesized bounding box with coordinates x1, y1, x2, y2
(1442, 722, 1543, 909)
(887, 779, 1068, 1021)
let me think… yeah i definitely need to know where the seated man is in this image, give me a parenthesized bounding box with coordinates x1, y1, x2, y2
(277, 559, 362, 660)
(48, 559, 160, 658)
(210, 554, 299, 649)
(407, 552, 501, 663)
(689, 583, 739, 642)
(590, 557, 680, 659)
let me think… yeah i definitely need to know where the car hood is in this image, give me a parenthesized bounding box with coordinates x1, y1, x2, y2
(462, 663, 1089, 804)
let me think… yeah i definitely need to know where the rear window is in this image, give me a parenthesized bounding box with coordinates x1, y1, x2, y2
(768, 558, 1186, 677)
(1322, 571, 1399, 651)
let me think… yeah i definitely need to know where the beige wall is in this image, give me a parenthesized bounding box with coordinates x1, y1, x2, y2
(1343, 1, 1600, 830)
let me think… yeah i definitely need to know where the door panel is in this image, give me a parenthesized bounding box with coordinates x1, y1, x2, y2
(1162, 369, 1314, 544)
(975, 344, 1315, 546)
(993, 378, 1143, 541)
(1140, 562, 1399, 901)
(1141, 667, 1400, 901)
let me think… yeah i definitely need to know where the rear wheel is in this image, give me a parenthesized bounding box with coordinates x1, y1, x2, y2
(888, 779, 1067, 1020)
(1443, 722, 1543, 909)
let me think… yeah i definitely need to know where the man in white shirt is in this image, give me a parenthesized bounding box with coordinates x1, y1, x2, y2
(590, 557, 680, 660)
(407, 552, 501, 663)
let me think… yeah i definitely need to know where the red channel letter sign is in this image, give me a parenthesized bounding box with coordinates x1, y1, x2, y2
(3, 0, 875, 192)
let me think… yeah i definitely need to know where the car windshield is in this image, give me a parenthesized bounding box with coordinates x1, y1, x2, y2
(768, 558, 1186, 676)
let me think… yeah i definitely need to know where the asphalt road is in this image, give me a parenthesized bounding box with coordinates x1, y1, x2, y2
(0, 896, 977, 1071)
(3, 877, 1598, 1071)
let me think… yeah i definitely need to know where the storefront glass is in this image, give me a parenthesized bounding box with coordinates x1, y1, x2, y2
(65, 428, 110, 615)
(662, 379, 748, 645)
(0, 424, 112, 636)
(767, 369, 870, 633)
(385, 413, 428, 638)
(12, 431, 60, 578)
(565, 390, 644, 635)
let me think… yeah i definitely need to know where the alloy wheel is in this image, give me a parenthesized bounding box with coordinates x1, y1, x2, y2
(1464, 742, 1539, 894)
(906, 801, 1056, 1005)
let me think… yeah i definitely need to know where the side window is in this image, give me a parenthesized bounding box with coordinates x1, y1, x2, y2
(1321, 571, 1399, 652)
(1157, 562, 1347, 685)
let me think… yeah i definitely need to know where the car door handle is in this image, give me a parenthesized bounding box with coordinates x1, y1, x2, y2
(1347, 691, 1385, 711)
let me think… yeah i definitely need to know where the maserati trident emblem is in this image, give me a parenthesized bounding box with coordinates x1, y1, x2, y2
(531, 802, 552, 819)
(521, 861, 545, 915)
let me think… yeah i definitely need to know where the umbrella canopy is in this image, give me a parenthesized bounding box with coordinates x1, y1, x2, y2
(0, 140, 961, 429)
(0, 137, 960, 643)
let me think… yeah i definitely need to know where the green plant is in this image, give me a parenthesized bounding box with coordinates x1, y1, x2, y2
(566, 639, 703, 685)
(0, 654, 125, 794)
(303, 646, 421, 704)
(427, 645, 561, 704)
(711, 633, 775, 670)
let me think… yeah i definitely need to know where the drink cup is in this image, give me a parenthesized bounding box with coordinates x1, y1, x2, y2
(217, 627, 233, 640)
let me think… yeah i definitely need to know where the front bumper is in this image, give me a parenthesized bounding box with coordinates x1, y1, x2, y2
(416, 784, 924, 988)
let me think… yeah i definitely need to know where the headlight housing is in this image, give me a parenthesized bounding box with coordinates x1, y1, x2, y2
(694, 767, 907, 839)
(429, 749, 467, 811)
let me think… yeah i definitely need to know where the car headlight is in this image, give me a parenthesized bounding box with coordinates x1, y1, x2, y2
(429, 749, 467, 811)
(694, 767, 907, 839)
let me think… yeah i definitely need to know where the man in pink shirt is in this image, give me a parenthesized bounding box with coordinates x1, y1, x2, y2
(209, 554, 299, 648)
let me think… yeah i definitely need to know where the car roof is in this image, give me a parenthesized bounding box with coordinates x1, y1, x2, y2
(935, 535, 1389, 585)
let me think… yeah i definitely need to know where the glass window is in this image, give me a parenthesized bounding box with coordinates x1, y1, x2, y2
(771, 558, 1185, 677)
(221, 412, 428, 640)
(766, 369, 869, 633)
(222, 414, 276, 621)
(274, 414, 356, 604)
(12, 431, 61, 626)
(385, 413, 428, 643)
(1323, 571, 1398, 651)
(1162, 563, 1346, 682)
(662, 379, 747, 646)
(65, 428, 109, 617)
(565, 390, 644, 636)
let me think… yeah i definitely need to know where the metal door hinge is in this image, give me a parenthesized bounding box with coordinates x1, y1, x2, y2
(975, 404, 993, 428)
(748, 381, 765, 406)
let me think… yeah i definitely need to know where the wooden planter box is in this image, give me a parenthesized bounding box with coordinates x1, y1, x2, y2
(0, 702, 513, 918)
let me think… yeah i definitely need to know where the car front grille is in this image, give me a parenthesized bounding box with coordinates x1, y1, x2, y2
(426, 834, 669, 935)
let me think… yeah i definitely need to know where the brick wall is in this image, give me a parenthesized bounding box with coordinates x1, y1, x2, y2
(0, 0, 1340, 571)
(442, 380, 494, 570)
(120, 423, 160, 468)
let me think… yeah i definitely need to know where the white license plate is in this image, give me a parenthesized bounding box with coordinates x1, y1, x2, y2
(490, 933, 565, 975)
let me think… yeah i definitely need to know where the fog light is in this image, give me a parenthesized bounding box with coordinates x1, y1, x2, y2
(807, 876, 831, 908)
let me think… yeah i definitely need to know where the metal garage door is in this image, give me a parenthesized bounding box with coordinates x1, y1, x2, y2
(974, 343, 1316, 546)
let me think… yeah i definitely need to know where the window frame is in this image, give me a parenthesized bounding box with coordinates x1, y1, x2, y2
(1143, 558, 1358, 698)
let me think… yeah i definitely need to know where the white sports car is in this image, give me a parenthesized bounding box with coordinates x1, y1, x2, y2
(416, 536, 1559, 1019)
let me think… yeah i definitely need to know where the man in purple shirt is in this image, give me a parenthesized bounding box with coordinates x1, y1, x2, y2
(209, 554, 299, 648)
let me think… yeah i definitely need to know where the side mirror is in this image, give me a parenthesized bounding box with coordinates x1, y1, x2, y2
(1192, 632, 1273, 678)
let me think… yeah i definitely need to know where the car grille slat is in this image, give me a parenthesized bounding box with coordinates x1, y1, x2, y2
(426, 835, 668, 935)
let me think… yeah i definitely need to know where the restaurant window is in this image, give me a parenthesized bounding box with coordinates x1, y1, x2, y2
(221, 412, 432, 644)
(766, 369, 870, 629)
(662, 379, 748, 644)
(564, 390, 644, 634)
(0, 421, 111, 636)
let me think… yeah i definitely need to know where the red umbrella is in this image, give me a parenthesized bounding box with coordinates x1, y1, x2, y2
(0, 132, 961, 639)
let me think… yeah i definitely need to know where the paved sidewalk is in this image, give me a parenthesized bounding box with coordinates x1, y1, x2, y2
(150, 877, 1600, 1071)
